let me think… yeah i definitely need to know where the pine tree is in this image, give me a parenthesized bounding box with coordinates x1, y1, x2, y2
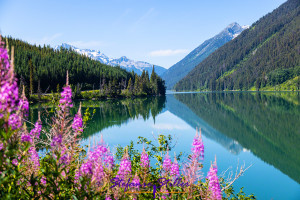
(29, 59, 34, 95)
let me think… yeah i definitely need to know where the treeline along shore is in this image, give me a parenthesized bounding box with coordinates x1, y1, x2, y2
(4, 37, 166, 103)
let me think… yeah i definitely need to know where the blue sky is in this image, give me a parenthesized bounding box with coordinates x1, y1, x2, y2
(0, 0, 286, 68)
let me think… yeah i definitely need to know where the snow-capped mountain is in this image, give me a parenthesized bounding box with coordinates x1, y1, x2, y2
(162, 22, 249, 89)
(54, 44, 166, 76)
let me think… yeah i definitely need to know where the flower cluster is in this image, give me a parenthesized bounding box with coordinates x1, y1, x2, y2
(0, 39, 29, 131)
(28, 146, 40, 169)
(8, 113, 22, 130)
(191, 129, 204, 161)
(117, 150, 131, 179)
(79, 140, 114, 185)
(140, 147, 149, 168)
(72, 114, 83, 133)
(51, 134, 63, 147)
(207, 160, 222, 200)
(59, 85, 73, 109)
(0, 41, 20, 116)
(170, 157, 180, 178)
(162, 151, 172, 174)
(30, 121, 42, 139)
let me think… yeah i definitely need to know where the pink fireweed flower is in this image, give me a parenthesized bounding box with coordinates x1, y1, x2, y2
(29, 146, 40, 169)
(132, 173, 140, 189)
(19, 98, 29, 114)
(117, 150, 131, 179)
(59, 85, 73, 109)
(80, 161, 93, 175)
(0, 142, 3, 150)
(12, 159, 18, 166)
(0, 42, 9, 71)
(21, 134, 32, 143)
(72, 114, 83, 133)
(0, 81, 19, 113)
(79, 139, 113, 181)
(207, 159, 222, 200)
(0, 43, 19, 115)
(29, 121, 42, 139)
(89, 144, 107, 162)
(59, 147, 70, 165)
(8, 113, 21, 130)
(104, 152, 114, 168)
(162, 151, 172, 174)
(191, 128, 204, 161)
(41, 176, 46, 186)
(51, 134, 63, 147)
(18, 86, 29, 114)
(105, 195, 112, 200)
(72, 103, 83, 134)
(140, 147, 149, 168)
(170, 156, 180, 178)
(92, 163, 104, 184)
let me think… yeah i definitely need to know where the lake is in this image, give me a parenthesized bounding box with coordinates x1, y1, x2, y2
(31, 92, 300, 199)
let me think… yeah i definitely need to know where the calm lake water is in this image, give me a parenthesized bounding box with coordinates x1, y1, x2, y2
(32, 92, 300, 199)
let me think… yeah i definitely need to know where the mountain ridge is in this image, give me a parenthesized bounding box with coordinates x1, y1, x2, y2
(174, 0, 300, 91)
(55, 44, 166, 76)
(162, 22, 248, 89)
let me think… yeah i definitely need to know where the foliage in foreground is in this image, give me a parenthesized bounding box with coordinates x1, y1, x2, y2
(0, 37, 255, 199)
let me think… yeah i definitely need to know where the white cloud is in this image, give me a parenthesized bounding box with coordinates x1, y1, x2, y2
(152, 123, 189, 130)
(149, 49, 189, 57)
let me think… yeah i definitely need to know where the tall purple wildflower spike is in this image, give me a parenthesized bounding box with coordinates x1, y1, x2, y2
(207, 158, 222, 200)
(182, 128, 204, 185)
(191, 128, 204, 161)
(30, 121, 42, 139)
(28, 146, 40, 169)
(0, 42, 19, 116)
(51, 134, 63, 147)
(132, 173, 140, 189)
(162, 150, 172, 174)
(72, 103, 83, 134)
(140, 147, 149, 168)
(19, 86, 29, 114)
(170, 155, 179, 178)
(117, 149, 131, 179)
(104, 147, 114, 168)
(59, 71, 73, 110)
(59, 85, 73, 109)
(8, 113, 21, 130)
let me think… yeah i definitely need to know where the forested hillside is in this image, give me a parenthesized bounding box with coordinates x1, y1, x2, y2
(174, 0, 300, 91)
(3, 37, 165, 97)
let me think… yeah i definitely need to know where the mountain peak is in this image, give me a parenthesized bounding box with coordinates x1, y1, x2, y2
(60, 43, 74, 49)
(227, 22, 240, 28)
(119, 56, 129, 61)
(225, 22, 243, 34)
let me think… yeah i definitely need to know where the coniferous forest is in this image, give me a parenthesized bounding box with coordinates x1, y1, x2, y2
(3, 37, 166, 100)
(174, 0, 300, 91)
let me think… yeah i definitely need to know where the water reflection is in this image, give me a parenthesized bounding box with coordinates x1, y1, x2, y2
(171, 92, 300, 184)
(30, 92, 300, 186)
